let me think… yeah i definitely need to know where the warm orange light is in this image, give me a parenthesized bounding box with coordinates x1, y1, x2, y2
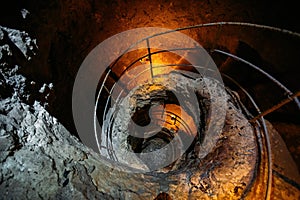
(149, 104, 197, 137)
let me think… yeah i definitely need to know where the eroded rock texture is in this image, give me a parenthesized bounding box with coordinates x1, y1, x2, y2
(1, 0, 299, 139)
(1, 1, 300, 199)
(1, 25, 300, 199)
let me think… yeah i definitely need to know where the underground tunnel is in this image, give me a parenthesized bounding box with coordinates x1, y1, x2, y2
(0, 0, 300, 199)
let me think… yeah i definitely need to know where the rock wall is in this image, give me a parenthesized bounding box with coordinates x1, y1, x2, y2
(1, 1, 300, 199)
(1, 0, 299, 136)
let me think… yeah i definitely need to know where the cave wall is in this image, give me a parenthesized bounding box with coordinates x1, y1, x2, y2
(1, 1, 300, 199)
(1, 0, 299, 135)
(1, 0, 300, 169)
